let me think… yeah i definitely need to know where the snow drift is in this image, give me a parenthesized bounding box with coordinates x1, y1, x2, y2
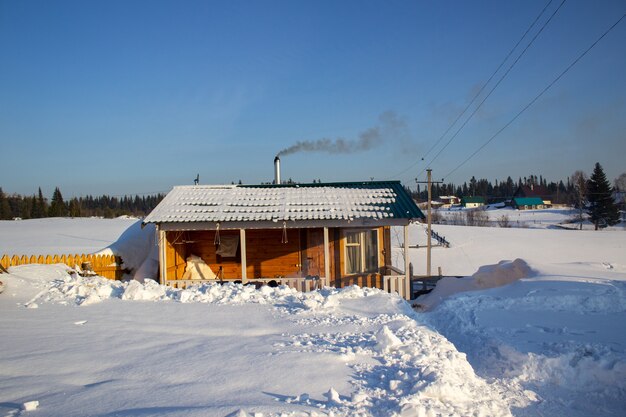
(416, 258, 533, 310)
(2, 265, 527, 417)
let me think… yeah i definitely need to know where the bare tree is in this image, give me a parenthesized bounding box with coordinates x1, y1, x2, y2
(615, 173, 626, 192)
(497, 214, 511, 228)
(465, 208, 489, 227)
(570, 170, 587, 230)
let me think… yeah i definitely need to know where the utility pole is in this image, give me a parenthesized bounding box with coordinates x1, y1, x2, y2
(426, 169, 432, 277)
(416, 169, 442, 277)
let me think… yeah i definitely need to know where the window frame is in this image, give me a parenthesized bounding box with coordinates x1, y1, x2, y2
(343, 228, 380, 275)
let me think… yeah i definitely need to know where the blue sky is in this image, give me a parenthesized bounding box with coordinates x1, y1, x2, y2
(1, 0, 624, 197)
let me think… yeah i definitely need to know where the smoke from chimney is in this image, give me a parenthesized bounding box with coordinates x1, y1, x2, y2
(276, 111, 407, 157)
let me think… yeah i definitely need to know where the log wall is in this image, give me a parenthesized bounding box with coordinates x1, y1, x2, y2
(165, 229, 302, 280)
(162, 226, 393, 290)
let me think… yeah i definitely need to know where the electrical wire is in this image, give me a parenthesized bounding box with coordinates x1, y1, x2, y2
(442, 12, 626, 180)
(388, 0, 557, 182)
(422, 0, 568, 176)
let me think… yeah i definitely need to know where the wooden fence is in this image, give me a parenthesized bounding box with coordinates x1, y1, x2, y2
(0, 254, 123, 280)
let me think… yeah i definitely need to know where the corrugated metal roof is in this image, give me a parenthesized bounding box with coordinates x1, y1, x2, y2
(513, 197, 545, 206)
(461, 196, 486, 204)
(144, 181, 423, 225)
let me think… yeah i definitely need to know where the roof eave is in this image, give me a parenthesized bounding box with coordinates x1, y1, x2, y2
(151, 218, 413, 231)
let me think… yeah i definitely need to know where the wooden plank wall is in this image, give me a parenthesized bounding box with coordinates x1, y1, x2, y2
(162, 225, 391, 289)
(0, 254, 123, 280)
(165, 231, 187, 279)
(165, 229, 302, 280)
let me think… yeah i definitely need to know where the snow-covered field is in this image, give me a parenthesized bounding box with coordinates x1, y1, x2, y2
(1, 218, 625, 416)
(434, 205, 626, 230)
(0, 217, 138, 256)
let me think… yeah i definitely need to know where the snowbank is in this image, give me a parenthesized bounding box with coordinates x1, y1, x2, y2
(421, 271, 626, 417)
(416, 258, 533, 310)
(2, 264, 524, 417)
(96, 220, 158, 281)
(0, 217, 138, 255)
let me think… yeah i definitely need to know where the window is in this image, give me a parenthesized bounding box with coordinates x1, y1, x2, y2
(344, 229, 379, 274)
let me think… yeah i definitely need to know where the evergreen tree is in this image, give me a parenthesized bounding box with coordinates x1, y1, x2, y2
(586, 163, 619, 230)
(68, 198, 81, 217)
(0, 187, 11, 220)
(34, 187, 47, 218)
(48, 187, 67, 217)
(20, 196, 33, 219)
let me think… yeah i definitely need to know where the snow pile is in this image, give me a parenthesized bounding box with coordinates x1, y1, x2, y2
(280, 310, 527, 416)
(417, 258, 533, 310)
(422, 274, 626, 417)
(4, 264, 524, 416)
(0, 217, 138, 256)
(20, 267, 382, 314)
(96, 220, 158, 281)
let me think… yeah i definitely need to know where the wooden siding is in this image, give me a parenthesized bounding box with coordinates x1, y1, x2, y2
(0, 254, 123, 280)
(165, 231, 187, 280)
(161, 225, 395, 293)
(164, 229, 302, 281)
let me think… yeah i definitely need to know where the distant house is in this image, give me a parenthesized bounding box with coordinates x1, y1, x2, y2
(143, 181, 424, 299)
(512, 197, 545, 210)
(439, 196, 460, 208)
(513, 184, 552, 207)
(460, 196, 485, 208)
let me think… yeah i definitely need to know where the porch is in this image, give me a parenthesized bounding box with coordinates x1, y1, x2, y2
(157, 225, 413, 300)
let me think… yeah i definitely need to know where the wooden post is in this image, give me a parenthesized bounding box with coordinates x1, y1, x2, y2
(323, 227, 330, 286)
(240, 228, 247, 284)
(427, 169, 432, 277)
(159, 229, 167, 285)
(404, 224, 410, 300)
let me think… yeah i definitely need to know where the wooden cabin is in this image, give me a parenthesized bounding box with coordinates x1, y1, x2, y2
(143, 181, 424, 298)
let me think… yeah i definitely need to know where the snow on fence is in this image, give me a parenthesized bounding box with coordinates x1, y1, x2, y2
(382, 274, 411, 300)
(0, 254, 123, 280)
(166, 276, 327, 292)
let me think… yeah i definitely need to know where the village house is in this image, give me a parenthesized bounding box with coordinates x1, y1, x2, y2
(143, 180, 424, 299)
(439, 195, 460, 208)
(460, 196, 486, 208)
(511, 197, 546, 210)
(513, 184, 552, 207)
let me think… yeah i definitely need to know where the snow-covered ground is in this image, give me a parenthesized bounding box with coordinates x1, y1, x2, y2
(434, 205, 625, 230)
(1, 218, 625, 416)
(0, 217, 138, 256)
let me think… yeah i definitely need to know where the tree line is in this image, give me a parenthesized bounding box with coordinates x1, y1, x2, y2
(406, 163, 623, 230)
(409, 166, 625, 208)
(0, 187, 164, 220)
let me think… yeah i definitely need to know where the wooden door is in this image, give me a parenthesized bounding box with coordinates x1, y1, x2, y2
(301, 228, 324, 277)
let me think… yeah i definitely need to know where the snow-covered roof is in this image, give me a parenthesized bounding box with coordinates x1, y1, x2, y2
(143, 181, 423, 227)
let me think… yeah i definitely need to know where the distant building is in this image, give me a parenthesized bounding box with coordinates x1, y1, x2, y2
(513, 184, 552, 207)
(439, 196, 460, 208)
(460, 196, 485, 208)
(511, 197, 545, 210)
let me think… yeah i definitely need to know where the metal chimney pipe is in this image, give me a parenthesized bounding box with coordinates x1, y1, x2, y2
(274, 156, 281, 185)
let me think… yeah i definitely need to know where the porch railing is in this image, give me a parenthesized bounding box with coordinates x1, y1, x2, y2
(165, 272, 416, 301)
(165, 276, 326, 292)
(382, 274, 411, 300)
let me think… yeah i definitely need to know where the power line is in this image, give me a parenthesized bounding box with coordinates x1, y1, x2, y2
(422, 0, 567, 175)
(388, 0, 557, 181)
(421, 0, 556, 163)
(443, 12, 626, 180)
